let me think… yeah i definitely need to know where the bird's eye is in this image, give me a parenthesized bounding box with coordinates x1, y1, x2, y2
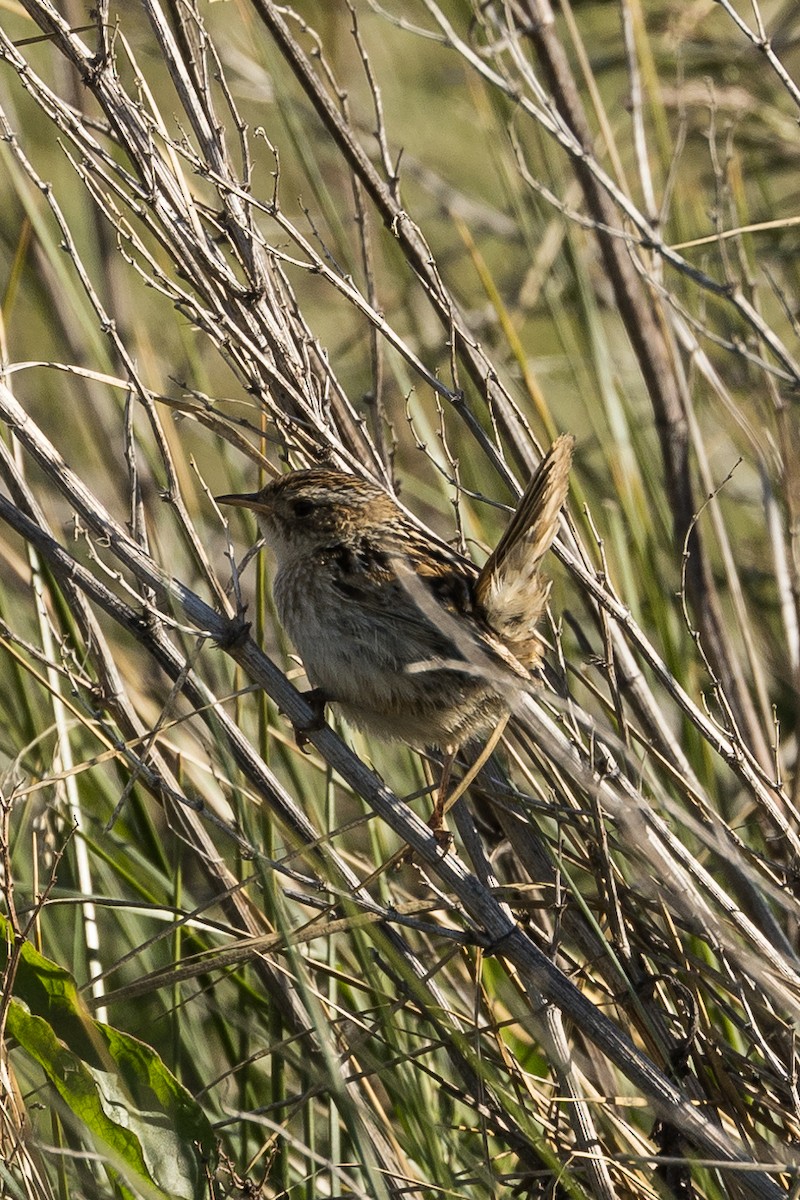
(291, 498, 315, 518)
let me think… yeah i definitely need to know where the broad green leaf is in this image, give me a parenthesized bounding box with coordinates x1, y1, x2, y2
(1, 916, 215, 1200)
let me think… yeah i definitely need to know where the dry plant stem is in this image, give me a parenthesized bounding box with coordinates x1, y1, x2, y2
(247, 0, 787, 824)
(519, 978, 618, 1200)
(0, 499, 787, 1199)
(9, 1, 785, 847)
(715, 0, 800, 112)
(620, 0, 657, 224)
(0, 391, 788, 1197)
(514, 698, 800, 992)
(1, 375, 794, 972)
(0, 5, 385, 480)
(517, 0, 771, 772)
(0, 433, 559, 1180)
(2, 364, 276, 474)
(0, 793, 57, 1200)
(475, 755, 687, 1059)
(556, 537, 799, 857)
(248, 0, 541, 482)
(370, 0, 799, 588)
(345, 1, 392, 462)
(135, 2, 389, 480)
(582, 652, 796, 959)
(0, 1061, 55, 1200)
(0, 518, 508, 1192)
(412, 0, 800, 380)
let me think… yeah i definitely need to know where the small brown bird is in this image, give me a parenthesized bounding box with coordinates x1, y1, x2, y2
(218, 436, 573, 822)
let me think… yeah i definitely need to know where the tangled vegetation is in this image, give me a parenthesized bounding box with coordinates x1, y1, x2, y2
(0, 3, 799, 1197)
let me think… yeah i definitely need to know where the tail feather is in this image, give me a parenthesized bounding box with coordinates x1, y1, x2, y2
(476, 435, 573, 665)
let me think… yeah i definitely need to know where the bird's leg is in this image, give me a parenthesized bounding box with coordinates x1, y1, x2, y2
(292, 687, 329, 749)
(367, 719, 511, 877)
(428, 717, 510, 839)
(429, 749, 457, 843)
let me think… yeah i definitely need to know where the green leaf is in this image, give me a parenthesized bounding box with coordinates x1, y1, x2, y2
(1, 916, 215, 1200)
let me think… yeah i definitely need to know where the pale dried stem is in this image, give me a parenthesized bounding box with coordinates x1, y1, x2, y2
(0, 0, 797, 1190)
(0, 378, 791, 1195)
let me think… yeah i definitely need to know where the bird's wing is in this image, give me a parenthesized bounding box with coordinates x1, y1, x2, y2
(324, 528, 527, 677)
(324, 536, 466, 655)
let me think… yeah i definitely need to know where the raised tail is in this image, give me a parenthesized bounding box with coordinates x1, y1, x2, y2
(475, 435, 574, 666)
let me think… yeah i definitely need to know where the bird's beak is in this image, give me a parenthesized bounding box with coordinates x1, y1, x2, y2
(216, 490, 266, 512)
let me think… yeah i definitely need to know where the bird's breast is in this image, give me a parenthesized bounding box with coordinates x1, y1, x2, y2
(270, 546, 517, 750)
(272, 552, 391, 696)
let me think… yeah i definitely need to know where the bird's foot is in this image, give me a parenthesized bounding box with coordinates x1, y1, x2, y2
(293, 687, 329, 749)
(427, 791, 454, 850)
(217, 611, 251, 650)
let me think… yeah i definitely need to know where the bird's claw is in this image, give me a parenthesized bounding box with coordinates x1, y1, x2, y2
(293, 687, 328, 750)
(217, 612, 251, 650)
(429, 820, 454, 852)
